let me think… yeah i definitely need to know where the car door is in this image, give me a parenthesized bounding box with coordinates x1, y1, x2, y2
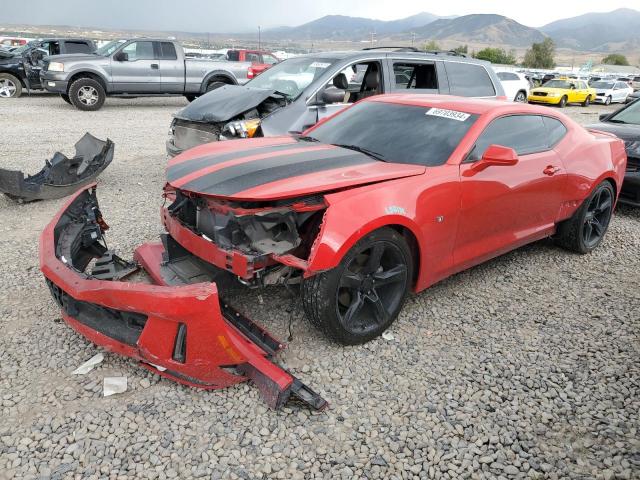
(110, 41, 160, 93)
(315, 60, 383, 124)
(614, 82, 628, 102)
(454, 115, 567, 270)
(157, 42, 183, 93)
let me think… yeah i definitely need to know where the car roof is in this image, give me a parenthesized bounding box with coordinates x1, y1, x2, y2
(298, 50, 491, 65)
(366, 94, 568, 118)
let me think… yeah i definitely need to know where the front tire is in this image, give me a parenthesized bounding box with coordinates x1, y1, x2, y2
(555, 181, 615, 254)
(68, 77, 105, 111)
(558, 96, 567, 108)
(0, 73, 22, 98)
(515, 91, 527, 103)
(604, 95, 612, 105)
(302, 227, 413, 345)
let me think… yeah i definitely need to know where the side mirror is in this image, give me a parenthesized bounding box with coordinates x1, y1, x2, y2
(467, 145, 518, 175)
(114, 51, 128, 62)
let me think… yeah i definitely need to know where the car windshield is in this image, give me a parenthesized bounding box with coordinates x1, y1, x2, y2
(608, 101, 640, 125)
(96, 40, 126, 56)
(542, 79, 571, 89)
(305, 101, 478, 166)
(245, 56, 338, 100)
(592, 81, 614, 89)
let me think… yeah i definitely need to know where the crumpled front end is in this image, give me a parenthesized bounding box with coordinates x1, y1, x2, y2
(39, 184, 327, 410)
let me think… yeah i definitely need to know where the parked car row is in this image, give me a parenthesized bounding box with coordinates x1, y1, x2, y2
(527, 77, 635, 107)
(0, 37, 281, 108)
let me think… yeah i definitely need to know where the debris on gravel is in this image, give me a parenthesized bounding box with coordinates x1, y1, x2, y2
(0, 96, 638, 479)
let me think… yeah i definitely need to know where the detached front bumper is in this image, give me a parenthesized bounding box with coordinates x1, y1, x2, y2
(39, 184, 327, 410)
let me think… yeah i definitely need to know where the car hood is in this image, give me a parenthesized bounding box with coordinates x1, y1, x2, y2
(46, 53, 100, 62)
(166, 137, 426, 200)
(174, 85, 283, 123)
(532, 87, 570, 94)
(586, 122, 640, 141)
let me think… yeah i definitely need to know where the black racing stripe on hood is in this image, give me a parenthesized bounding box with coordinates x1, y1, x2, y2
(181, 148, 375, 196)
(167, 142, 307, 182)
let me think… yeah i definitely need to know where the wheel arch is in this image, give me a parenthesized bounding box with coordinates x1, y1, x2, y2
(200, 71, 237, 93)
(66, 71, 108, 94)
(306, 215, 424, 289)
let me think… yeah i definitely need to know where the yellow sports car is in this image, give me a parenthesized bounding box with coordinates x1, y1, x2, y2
(528, 78, 596, 107)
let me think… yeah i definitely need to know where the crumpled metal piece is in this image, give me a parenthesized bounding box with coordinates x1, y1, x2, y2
(0, 132, 114, 202)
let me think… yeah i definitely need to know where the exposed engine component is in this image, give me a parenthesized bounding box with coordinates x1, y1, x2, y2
(0, 132, 114, 202)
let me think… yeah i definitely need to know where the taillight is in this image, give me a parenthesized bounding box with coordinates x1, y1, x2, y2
(247, 66, 255, 79)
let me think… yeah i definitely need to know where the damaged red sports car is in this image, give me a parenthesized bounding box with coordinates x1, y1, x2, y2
(40, 95, 626, 409)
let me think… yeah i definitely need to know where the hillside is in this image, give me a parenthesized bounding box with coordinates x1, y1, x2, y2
(412, 14, 546, 47)
(265, 12, 444, 40)
(541, 8, 640, 51)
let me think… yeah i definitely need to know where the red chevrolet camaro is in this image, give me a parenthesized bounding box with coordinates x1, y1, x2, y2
(40, 95, 626, 409)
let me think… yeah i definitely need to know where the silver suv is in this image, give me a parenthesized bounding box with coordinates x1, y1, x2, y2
(167, 48, 506, 156)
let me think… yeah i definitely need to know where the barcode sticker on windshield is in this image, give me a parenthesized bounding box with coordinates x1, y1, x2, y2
(309, 62, 331, 68)
(425, 108, 470, 122)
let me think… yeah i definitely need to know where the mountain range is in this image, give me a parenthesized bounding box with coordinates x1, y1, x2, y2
(266, 8, 640, 54)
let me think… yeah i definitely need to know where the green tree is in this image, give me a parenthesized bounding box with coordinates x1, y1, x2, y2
(522, 38, 555, 69)
(602, 54, 629, 66)
(452, 44, 468, 55)
(423, 40, 441, 51)
(473, 47, 516, 64)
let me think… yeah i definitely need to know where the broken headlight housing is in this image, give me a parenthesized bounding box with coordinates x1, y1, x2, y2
(221, 118, 261, 140)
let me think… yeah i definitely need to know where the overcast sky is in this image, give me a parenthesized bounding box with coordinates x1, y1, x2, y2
(1, 0, 636, 32)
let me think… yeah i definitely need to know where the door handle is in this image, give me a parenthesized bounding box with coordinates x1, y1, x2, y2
(543, 165, 561, 176)
(150, 63, 159, 69)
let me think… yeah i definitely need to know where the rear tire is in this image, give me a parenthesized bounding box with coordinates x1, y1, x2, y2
(206, 81, 227, 92)
(555, 181, 615, 254)
(558, 96, 567, 108)
(60, 93, 72, 105)
(0, 73, 22, 98)
(185, 94, 198, 102)
(68, 77, 105, 111)
(301, 227, 413, 345)
(582, 95, 591, 107)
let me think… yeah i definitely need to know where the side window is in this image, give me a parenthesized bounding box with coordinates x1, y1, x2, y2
(160, 42, 177, 60)
(469, 115, 548, 161)
(392, 62, 438, 90)
(497, 72, 519, 81)
(227, 50, 239, 61)
(261, 54, 279, 65)
(542, 117, 567, 148)
(65, 41, 92, 54)
(324, 62, 381, 104)
(122, 41, 155, 61)
(446, 62, 495, 97)
(246, 53, 260, 63)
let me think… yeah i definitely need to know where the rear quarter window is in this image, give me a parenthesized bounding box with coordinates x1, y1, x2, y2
(542, 117, 567, 147)
(160, 42, 177, 60)
(64, 41, 92, 54)
(446, 62, 496, 97)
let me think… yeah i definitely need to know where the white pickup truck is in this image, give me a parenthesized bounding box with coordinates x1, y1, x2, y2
(40, 39, 256, 110)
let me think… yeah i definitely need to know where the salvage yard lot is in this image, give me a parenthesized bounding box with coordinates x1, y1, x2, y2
(0, 95, 638, 479)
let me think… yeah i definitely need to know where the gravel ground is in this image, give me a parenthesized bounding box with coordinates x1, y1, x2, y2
(0, 95, 638, 480)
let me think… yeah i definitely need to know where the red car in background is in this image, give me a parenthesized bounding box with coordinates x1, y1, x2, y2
(226, 49, 280, 78)
(40, 95, 626, 409)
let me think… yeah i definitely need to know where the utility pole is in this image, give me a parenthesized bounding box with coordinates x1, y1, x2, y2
(258, 26, 261, 51)
(411, 32, 415, 47)
(370, 30, 376, 46)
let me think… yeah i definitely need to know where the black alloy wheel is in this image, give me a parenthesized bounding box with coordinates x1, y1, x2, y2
(336, 242, 408, 336)
(302, 227, 412, 344)
(582, 185, 613, 249)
